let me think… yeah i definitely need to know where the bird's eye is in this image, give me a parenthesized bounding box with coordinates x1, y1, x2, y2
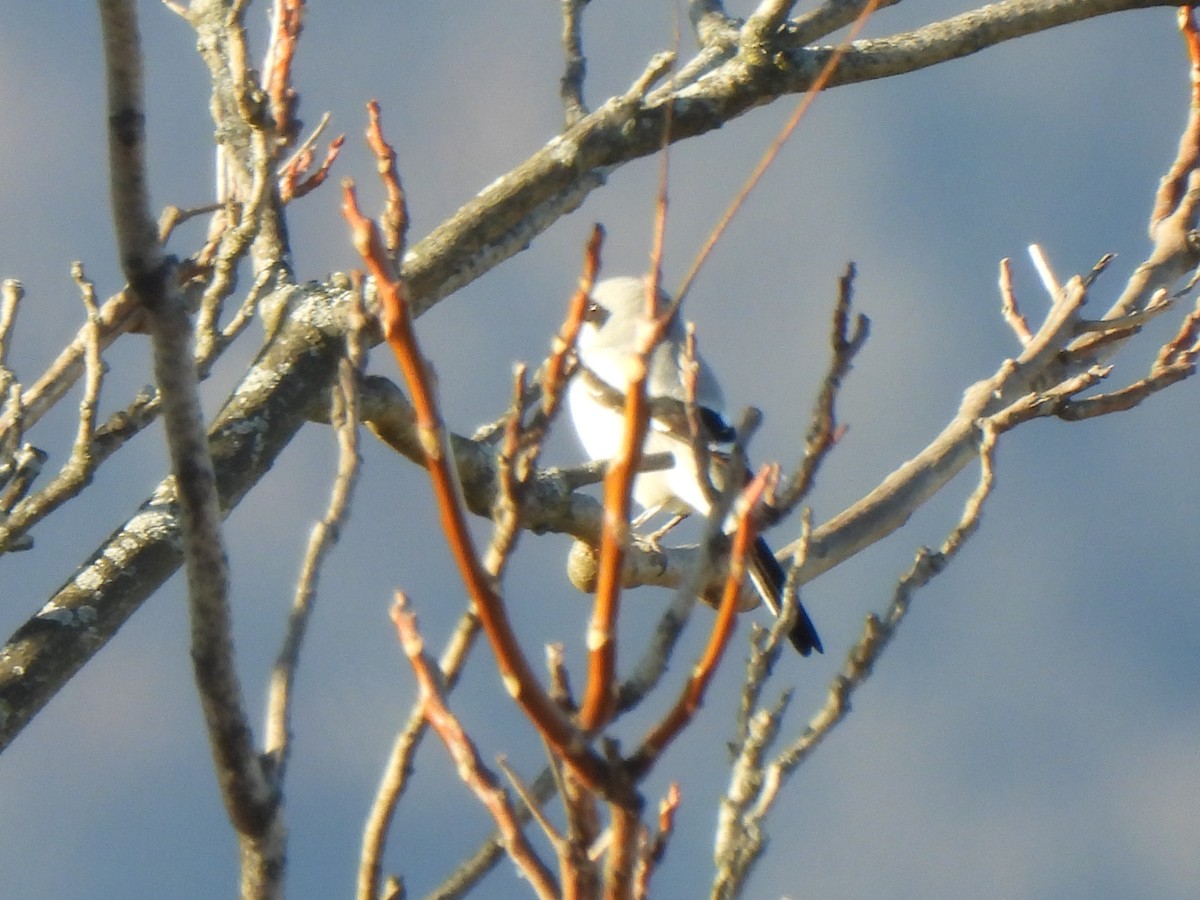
(583, 301, 610, 326)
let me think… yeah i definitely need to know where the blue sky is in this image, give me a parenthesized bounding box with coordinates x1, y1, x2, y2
(0, 2, 1197, 898)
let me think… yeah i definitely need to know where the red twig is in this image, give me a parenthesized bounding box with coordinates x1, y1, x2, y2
(279, 134, 345, 202)
(627, 468, 773, 777)
(342, 183, 616, 795)
(390, 597, 560, 900)
(681, 323, 719, 507)
(645, 68, 672, 313)
(578, 297, 677, 732)
(578, 120, 676, 732)
(543, 224, 605, 416)
(262, 0, 304, 147)
(634, 783, 680, 898)
(366, 101, 410, 261)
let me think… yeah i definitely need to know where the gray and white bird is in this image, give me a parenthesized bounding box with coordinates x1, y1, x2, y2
(567, 276, 822, 656)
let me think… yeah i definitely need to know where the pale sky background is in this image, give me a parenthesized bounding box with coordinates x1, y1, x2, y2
(1, 2, 1198, 898)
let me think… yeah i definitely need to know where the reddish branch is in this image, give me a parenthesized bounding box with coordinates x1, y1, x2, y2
(279, 134, 345, 202)
(606, 802, 642, 899)
(634, 783, 681, 897)
(627, 468, 773, 777)
(262, 0, 304, 146)
(678, 326, 721, 510)
(577, 284, 678, 731)
(342, 181, 618, 795)
(366, 101, 410, 260)
(542, 224, 605, 418)
(390, 597, 560, 900)
(578, 147, 675, 733)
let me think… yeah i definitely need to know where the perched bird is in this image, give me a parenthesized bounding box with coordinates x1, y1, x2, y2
(567, 276, 822, 655)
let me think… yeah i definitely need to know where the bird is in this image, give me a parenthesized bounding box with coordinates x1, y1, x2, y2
(567, 275, 822, 655)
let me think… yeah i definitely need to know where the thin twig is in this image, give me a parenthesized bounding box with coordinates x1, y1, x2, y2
(577, 107, 676, 732)
(158, 201, 223, 243)
(365, 101, 409, 263)
(633, 782, 680, 898)
(0, 287, 138, 453)
(736, 509, 810, 748)
(540, 224, 604, 424)
(627, 468, 773, 778)
(998, 257, 1033, 345)
(496, 756, 564, 850)
(681, 323, 719, 507)
(791, 0, 901, 43)
(712, 422, 999, 897)
(357, 606, 482, 900)
(1155, 291, 1200, 370)
(0, 279, 348, 754)
(0, 293, 279, 553)
(615, 576, 701, 713)
(773, 263, 867, 515)
(68, 262, 104, 464)
(390, 597, 560, 900)
(0, 445, 47, 521)
(261, 0, 304, 148)
(264, 287, 366, 772)
(193, 151, 279, 362)
(578, 291, 677, 731)
(675, 0, 882, 303)
(278, 110, 331, 176)
(279, 130, 345, 203)
(560, 0, 591, 127)
(483, 367, 532, 581)
(0, 261, 117, 545)
(0, 279, 23, 374)
(1150, 6, 1200, 238)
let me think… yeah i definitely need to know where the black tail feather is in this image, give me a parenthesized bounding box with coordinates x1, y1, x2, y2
(747, 537, 823, 656)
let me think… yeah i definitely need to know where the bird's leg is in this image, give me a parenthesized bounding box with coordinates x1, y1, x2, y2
(638, 511, 689, 547)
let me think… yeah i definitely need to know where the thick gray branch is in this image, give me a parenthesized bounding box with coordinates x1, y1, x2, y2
(0, 285, 349, 752)
(401, 0, 1176, 316)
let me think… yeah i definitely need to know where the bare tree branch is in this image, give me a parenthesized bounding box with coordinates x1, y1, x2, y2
(560, 0, 591, 127)
(0, 283, 349, 751)
(265, 289, 366, 774)
(97, 4, 282, 896)
(390, 596, 560, 900)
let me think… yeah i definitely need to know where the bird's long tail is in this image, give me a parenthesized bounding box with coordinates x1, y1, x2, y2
(747, 537, 823, 656)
